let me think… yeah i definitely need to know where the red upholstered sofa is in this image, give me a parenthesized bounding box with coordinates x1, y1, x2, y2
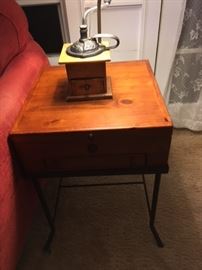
(0, 1, 49, 269)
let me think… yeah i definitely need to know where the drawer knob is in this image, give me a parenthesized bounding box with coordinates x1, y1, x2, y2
(88, 133, 94, 140)
(84, 84, 91, 91)
(88, 143, 98, 153)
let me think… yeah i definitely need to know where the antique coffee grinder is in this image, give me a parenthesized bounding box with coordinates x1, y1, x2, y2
(59, 0, 120, 101)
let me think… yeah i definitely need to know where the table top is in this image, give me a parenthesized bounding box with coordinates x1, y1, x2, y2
(11, 60, 172, 135)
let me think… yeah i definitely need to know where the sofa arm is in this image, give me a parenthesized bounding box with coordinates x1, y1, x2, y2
(0, 40, 49, 134)
(0, 39, 48, 270)
(0, 37, 48, 194)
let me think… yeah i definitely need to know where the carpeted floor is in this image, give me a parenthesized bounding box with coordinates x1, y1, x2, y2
(17, 129, 202, 270)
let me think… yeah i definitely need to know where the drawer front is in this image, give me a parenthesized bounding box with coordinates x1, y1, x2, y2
(69, 78, 105, 96)
(11, 128, 172, 176)
(44, 154, 146, 172)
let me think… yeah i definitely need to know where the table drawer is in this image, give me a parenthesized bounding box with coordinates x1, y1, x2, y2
(10, 128, 171, 176)
(43, 154, 146, 172)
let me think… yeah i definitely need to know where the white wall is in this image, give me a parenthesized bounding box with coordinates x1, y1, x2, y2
(155, 0, 186, 95)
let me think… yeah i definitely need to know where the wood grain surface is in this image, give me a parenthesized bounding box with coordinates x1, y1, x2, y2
(11, 61, 172, 135)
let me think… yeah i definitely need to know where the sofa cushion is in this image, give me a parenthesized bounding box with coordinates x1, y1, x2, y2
(0, 0, 30, 75)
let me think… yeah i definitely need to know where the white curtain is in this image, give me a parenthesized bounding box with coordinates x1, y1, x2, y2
(164, 0, 202, 131)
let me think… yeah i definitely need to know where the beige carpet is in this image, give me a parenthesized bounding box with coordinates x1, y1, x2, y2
(17, 129, 202, 270)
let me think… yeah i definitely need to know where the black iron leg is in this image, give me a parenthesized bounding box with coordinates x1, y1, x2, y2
(32, 174, 164, 251)
(32, 178, 55, 253)
(149, 173, 164, 247)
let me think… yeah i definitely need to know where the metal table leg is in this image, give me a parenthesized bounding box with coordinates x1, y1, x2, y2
(32, 173, 164, 251)
(32, 178, 56, 253)
(149, 173, 164, 247)
(142, 173, 164, 247)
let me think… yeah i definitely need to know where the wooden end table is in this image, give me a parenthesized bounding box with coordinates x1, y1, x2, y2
(9, 61, 173, 251)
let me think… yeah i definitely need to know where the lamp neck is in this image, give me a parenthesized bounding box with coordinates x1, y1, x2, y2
(97, 0, 102, 35)
(82, 1, 111, 28)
